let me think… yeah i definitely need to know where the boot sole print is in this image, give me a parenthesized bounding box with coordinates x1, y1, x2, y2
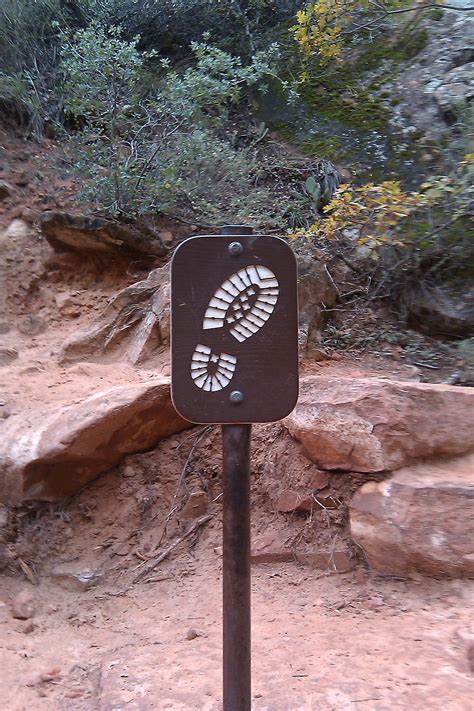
(191, 265, 280, 392)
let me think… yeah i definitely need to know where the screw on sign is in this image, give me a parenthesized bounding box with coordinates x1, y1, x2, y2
(171, 226, 299, 711)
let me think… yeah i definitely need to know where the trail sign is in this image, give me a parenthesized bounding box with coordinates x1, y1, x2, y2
(171, 232, 299, 424)
(171, 226, 299, 710)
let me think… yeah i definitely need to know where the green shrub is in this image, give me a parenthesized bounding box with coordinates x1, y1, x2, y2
(61, 22, 283, 223)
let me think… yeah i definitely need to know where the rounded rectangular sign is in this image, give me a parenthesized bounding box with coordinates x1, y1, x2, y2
(171, 233, 299, 424)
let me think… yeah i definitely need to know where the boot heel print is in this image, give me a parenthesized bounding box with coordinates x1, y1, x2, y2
(191, 265, 280, 392)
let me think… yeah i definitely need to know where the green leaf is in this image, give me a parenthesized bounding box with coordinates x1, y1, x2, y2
(305, 176, 318, 195)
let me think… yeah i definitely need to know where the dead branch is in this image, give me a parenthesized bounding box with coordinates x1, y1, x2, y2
(148, 425, 214, 547)
(133, 514, 213, 584)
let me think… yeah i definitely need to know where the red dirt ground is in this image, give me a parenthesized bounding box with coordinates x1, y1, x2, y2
(1, 130, 472, 710)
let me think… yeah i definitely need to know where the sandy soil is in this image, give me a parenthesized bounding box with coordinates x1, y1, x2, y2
(1, 551, 473, 710)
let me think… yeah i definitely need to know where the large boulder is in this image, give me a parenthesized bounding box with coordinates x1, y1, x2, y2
(408, 282, 474, 338)
(41, 211, 167, 258)
(285, 376, 474, 473)
(60, 265, 170, 366)
(0, 378, 189, 503)
(390, 10, 473, 139)
(350, 455, 474, 578)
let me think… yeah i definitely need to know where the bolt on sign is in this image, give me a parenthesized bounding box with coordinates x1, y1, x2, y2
(171, 232, 299, 424)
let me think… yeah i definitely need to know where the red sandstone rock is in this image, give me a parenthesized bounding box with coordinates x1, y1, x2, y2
(0, 377, 190, 503)
(350, 455, 474, 578)
(285, 376, 474, 473)
(250, 531, 294, 564)
(12, 589, 36, 620)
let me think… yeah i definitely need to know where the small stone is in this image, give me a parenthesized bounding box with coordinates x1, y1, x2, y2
(311, 348, 331, 362)
(276, 489, 338, 513)
(186, 628, 199, 640)
(40, 668, 61, 682)
(251, 531, 293, 564)
(276, 490, 307, 513)
(14, 172, 29, 187)
(313, 495, 338, 509)
(122, 466, 136, 478)
(0, 180, 13, 201)
(12, 589, 36, 620)
(18, 315, 46, 336)
(54, 292, 81, 317)
(51, 565, 103, 592)
(0, 219, 30, 241)
(113, 543, 131, 556)
(22, 619, 35, 634)
(54, 292, 75, 311)
(160, 231, 174, 244)
(21, 208, 38, 224)
(311, 471, 329, 490)
(65, 689, 85, 699)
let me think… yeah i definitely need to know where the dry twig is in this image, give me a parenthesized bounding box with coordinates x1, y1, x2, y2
(133, 514, 213, 584)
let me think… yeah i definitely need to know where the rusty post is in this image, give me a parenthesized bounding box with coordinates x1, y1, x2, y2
(171, 223, 298, 709)
(222, 422, 252, 711)
(171, 223, 298, 710)
(220, 225, 252, 711)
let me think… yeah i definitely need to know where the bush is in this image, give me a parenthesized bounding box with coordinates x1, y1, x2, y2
(61, 22, 283, 223)
(162, 131, 282, 226)
(0, 0, 65, 131)
(292, 155, 474, 316)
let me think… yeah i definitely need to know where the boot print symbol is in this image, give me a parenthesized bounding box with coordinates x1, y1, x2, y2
(191, 265, 280, 392)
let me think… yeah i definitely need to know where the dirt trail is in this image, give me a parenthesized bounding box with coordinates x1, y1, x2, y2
(1, 132, 473, 710)
(1, 551, 473, 710)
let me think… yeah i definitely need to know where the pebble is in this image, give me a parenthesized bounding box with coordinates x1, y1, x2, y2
(186, 628, 199, 640)
(12, 589, 36, 620)
(40, 667, 61, 683)
(22, 620, 35, 634)
(51, 565, 103, 592)
(64, 688, 85, 699)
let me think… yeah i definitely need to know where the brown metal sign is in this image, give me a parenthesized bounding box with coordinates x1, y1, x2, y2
(171, 232, 298, 424)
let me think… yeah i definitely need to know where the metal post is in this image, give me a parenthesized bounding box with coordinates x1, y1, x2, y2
(222, 423, 252, 711)
(220, 224, 252, 711)
(171, 223, 298, 711)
